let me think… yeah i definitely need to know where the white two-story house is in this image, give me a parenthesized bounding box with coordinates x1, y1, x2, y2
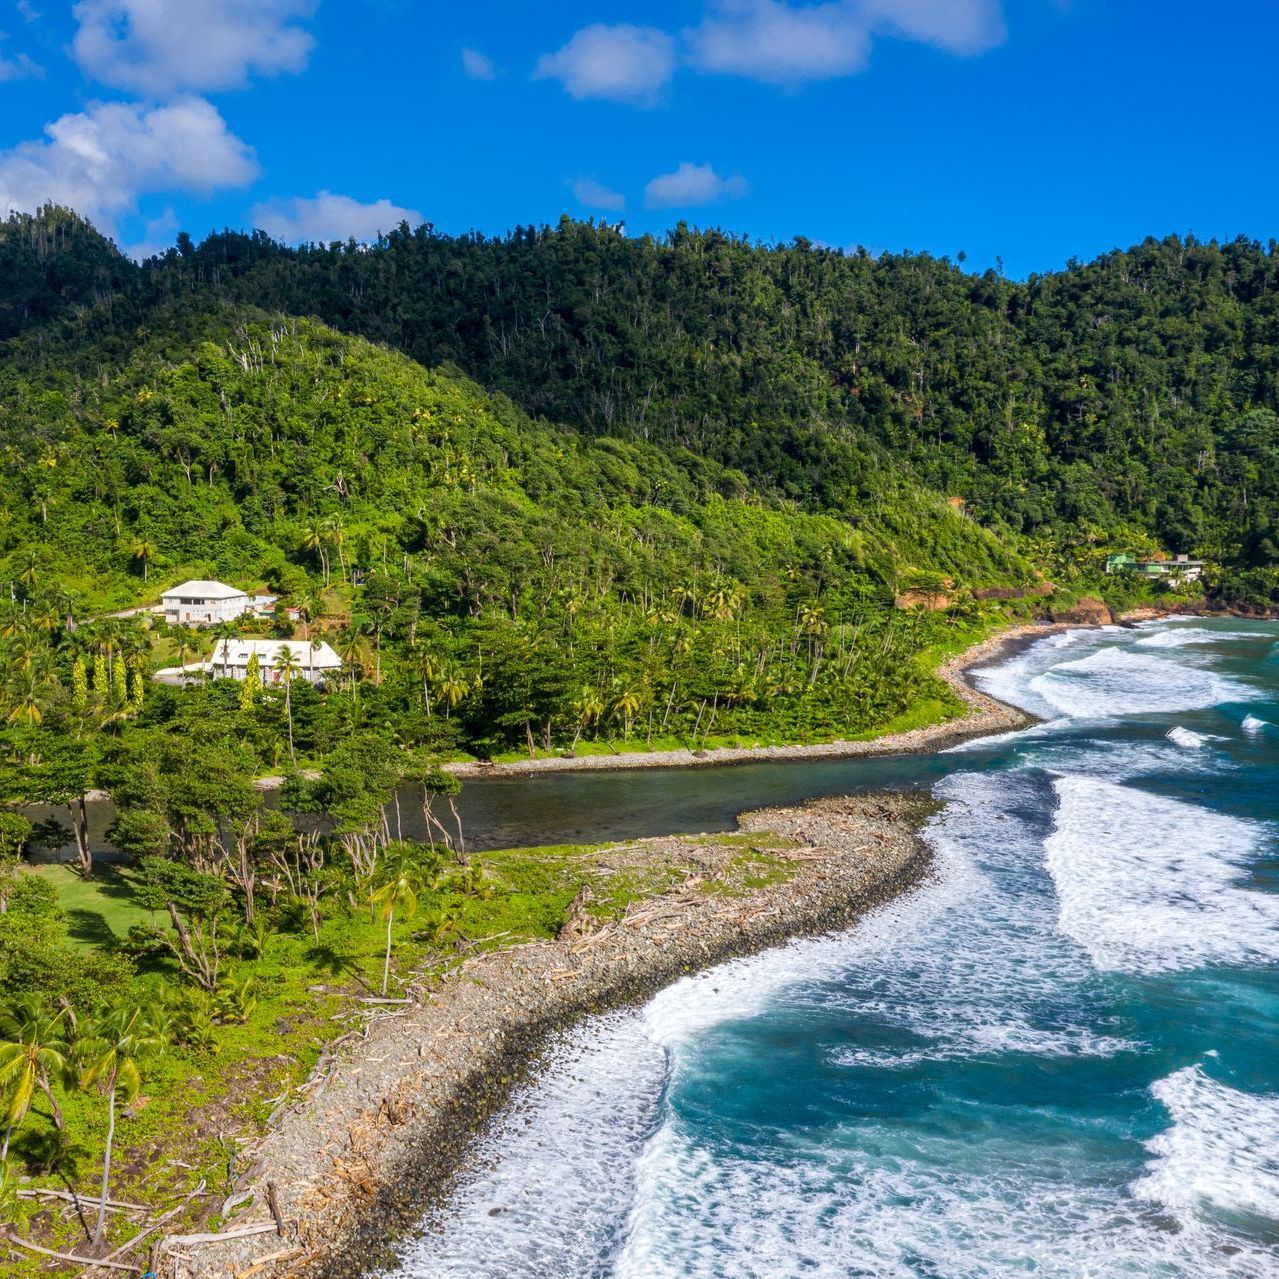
(161, 580, 277, 627)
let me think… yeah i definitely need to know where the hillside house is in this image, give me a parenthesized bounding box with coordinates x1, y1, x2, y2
(207, 638, 341, 686)
(161, 580, 278, 626)
(1104, 553, 1204, 583)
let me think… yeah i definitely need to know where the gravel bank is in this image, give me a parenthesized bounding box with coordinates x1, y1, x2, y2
(166, 792, 938, 1279)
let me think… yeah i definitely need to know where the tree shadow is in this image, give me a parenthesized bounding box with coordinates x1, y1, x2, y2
(65, 906, 118, 948)
(304, 943, 359, 978)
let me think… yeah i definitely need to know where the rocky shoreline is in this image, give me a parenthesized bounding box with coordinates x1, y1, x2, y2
(167, 792, 938, 1279)
(157, 621, 1063, 1278)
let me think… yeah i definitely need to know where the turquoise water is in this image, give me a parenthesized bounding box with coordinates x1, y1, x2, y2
(391, 619, 1279, 1278)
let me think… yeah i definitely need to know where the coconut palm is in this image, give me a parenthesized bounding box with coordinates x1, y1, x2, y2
(0, 997, 68, 1158)
(613, 688, 642, 739)
(77, 1001, 165, 1246)
(335, 628, 369, 697)
(570, 687, 605, 749)
(4, 674, 44, 725)
(369, 851, 428, 997)
(436, 665, 469, 718)
(211, 621, 239, 679)
(128, 536, 157, 583)
(416, 650, 442, 718)
(299, 522, 331, 585)
(272, 645, 304, 763)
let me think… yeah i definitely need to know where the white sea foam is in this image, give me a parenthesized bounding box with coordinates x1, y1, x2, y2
(1018, 734, 1226, 780)
(1028, 646, 1249, 719)
(610, 1109, 1279, 1279)
(1134, 627, 1256, 649)
(386, 1010, 666, 1278)
(1166, 725, 1210, 748)
(1242, 714, 1269, 733)
(1134, 1065, 1279, 1226)
(1044, 776, 1279, 974)
(834, 1021, 1135, 1068)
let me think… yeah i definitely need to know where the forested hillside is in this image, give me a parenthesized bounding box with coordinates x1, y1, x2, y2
(5, 206, 1274, 598)
(1, 301, 1033, 754)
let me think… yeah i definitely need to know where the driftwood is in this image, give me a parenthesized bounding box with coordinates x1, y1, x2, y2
(4, 1231, 137, 1271)
(80, 1179, 208, 1276)
(162, 1221, 280, 1249)
(234, 1246, 305, 1278)
(17, 1187, 148, 1211)
(265, 1181, 289, 1237)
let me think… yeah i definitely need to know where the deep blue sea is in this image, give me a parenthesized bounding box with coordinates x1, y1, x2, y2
(390, 618, 1279, 1279)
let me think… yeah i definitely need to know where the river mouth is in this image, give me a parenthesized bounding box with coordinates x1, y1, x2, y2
(381, 618, 1279, 1279)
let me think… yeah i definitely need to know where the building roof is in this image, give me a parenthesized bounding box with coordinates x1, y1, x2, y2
(162, 579, 248, 600)
(207, 638, 342, 669)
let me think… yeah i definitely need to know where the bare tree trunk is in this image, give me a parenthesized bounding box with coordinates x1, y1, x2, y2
(71, 798, 92, 878)
(94, 1085, 116, 1246)
(381, 908, 394, 996)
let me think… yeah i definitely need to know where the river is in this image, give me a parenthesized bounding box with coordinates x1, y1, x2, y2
(382, 617, 1279, 1278)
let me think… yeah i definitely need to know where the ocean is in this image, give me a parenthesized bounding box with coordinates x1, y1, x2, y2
(388, 618, 1279, 1278)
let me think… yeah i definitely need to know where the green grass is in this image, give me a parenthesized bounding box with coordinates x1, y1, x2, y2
(30, 863, 160, 949)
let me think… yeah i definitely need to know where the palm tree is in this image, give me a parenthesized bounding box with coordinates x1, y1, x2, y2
(0, 998, 68, 1159)
(128, 536, 157, 583)
(211, 621, 238, 679)
(613, 689, 642, 740)
(272, 645, 304, 763)
(369, 852, 427, 997)
(416, 650, 442, 719)
(328, 517, 348, 583)
(335, 628, 368, 697)
(299, 522, 330, 586)
(570, 687, 605, 749)
(77, 1002, 165, 1246)
(4, 674, 44, 725)
(16, 549, 40, 592)
(437, 665, 469, 718)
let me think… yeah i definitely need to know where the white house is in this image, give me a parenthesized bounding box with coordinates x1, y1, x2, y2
(161, 580, 278, 627)
(207, 638, 342, 686)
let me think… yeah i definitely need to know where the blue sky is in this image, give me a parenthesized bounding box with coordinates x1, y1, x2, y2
(1, 1, 1276, 276)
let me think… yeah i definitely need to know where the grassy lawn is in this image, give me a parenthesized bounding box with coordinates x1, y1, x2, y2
(29, 863, 160, 949)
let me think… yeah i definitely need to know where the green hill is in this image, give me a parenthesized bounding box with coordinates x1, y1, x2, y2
(3, 206, 1276, 604)
(0, 305, 1036, 755)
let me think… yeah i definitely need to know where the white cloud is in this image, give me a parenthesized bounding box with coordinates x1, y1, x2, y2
(864, 0, 1006, 55)
(0, 50, 43, 82)
(123, 205, 178, 260)
(16, 1, 40, 20)
(535, 24, 675, 106)
(461, 47, 496, 80)
(251, 191, 422, 244)
(644, 162, 748, 210)
(687, 0, 1006, 85)
(688, 0, 869, 84)
(571, 176, 626, 212)
(0, 97, 258, 234)
(72, 0, 316, 95)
